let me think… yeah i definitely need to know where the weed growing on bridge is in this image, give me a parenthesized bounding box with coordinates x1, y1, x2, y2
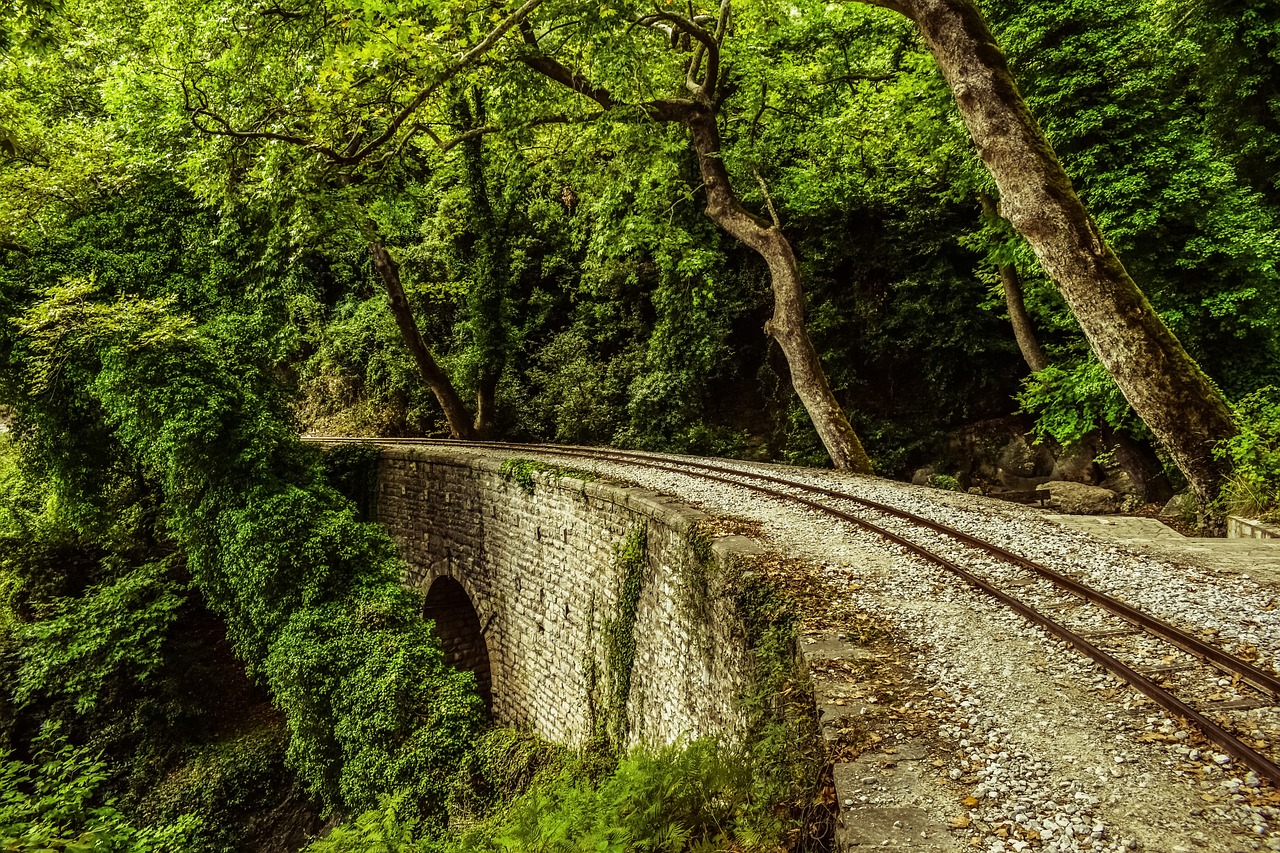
(500, 458, 598, 496)
(600, 528, 647, 750)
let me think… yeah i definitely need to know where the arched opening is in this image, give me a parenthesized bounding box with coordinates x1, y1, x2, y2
(423, 576, 493, 714)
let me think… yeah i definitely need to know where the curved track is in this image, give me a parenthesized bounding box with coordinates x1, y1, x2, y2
(310, 436, 1280, 787)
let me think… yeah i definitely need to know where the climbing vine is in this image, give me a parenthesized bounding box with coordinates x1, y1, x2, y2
(600, 528, 648, 750)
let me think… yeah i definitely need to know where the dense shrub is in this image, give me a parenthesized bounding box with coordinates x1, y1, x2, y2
(0, 726, 198, 852)
(1217, 387, 1280, 521)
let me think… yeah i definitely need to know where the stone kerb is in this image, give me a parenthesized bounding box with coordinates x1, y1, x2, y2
(371, 445, 762, 749)
(1227, 515, 1280, 540)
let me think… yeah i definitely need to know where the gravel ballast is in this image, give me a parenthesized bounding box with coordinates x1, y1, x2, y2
(437, 446, 1280, 852)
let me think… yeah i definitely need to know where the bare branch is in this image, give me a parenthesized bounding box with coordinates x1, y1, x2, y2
(714, 0, 731, 41)
(754, 169, 780, 228)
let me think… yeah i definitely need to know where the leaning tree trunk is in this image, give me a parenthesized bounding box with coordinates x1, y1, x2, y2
(369, 239, 477, 440)
(686, 110, 874, 474)
(879, 0, 1237, 506)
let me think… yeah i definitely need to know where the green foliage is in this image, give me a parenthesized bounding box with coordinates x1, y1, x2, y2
(499, 458, 540, 496)
(441, 728, 575, 829)
(499, 458, 596, 496)
(601, 530, 647, 750)
(12, 557, 186, 716)
(4, 273, 481, 814)
(1175, 0, 1280, 205)
(450, 740, 787, 853)
(308, 739, 798, 853)
(985, 0, 1280, 442)
(1017, 362, 1144, 448)
(926, 474, 960, 492)
(323, 443, 384, 521)
(297, 293, 444, 438)
(303, 792, 428, 853)
(138, 726, 298, 853)
(1216, 387, 1280, 521)
(0, 726, 198, 852)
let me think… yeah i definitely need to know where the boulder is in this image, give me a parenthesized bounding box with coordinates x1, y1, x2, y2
(1160, 491, 1197, 522)
(1044, 481, 1121, 515)
(1100, 469, 1139, 497)
(1050, 442, 1101, 484)
(911, 467, 936, 486)
(997, 435, 1037, 479)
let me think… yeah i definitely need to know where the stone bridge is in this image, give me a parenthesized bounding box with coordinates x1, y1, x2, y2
(366, 444, 779, 747)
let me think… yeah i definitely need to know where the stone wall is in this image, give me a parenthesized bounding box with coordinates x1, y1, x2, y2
(1227, 515, 1280, 540)
(372, 446, 766, 747)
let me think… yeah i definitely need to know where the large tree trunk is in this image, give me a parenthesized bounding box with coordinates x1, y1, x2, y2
(368, 239, 477, 440)
(459, 91, 507, 441)
(474, 379, 498, 439)
(877, 0, 1236, 505)
(686, 110, 874, 473)
(980, 194, 1048, 373)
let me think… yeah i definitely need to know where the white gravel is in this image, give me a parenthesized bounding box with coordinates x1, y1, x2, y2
(458, 446, 1280, 852)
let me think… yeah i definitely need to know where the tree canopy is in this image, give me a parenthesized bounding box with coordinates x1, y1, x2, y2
(2, 0, 1279, 848)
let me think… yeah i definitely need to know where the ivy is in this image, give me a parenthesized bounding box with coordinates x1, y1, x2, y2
(601, 528, 647, 751)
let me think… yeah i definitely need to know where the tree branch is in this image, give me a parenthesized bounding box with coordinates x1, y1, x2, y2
(754, 170, 781, 228)
(183, 0, 545, 165)
(518, 22, 617, 109)
(435, 113, 601, 152)
(637, 8, 721, 99)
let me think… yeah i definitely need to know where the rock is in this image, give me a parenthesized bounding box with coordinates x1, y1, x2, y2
(1044, 481, 1122, 514)
(998, 435, 1037, 478)
(1050, 442, 1101, 484)
(1100, 468, 1139, 497)
(911, 466, 936, 486)
(1160, 491, 1197, 521)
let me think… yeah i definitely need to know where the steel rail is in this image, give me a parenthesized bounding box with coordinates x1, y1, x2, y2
(308, 436, 1280, 785)
(575, 447, 1280, 696)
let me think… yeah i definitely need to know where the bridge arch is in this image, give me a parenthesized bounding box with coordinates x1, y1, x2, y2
(423, 575, 493, 714)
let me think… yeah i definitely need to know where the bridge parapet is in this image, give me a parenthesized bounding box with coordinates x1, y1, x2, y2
(372, 446, 769, 748)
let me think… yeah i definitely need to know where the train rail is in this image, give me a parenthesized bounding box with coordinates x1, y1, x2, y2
(308, 436, 1280, 787)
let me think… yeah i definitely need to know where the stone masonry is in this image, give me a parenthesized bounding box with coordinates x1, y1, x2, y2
(373, 446, 765, 747)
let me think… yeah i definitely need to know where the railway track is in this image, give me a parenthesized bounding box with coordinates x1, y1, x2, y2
(309, 436, 1280, 788)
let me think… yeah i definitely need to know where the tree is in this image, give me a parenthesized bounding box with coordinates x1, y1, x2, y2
(858, 0, 1239, 506)
(510, 2, 874, 472)
(142, 0, 552, 440)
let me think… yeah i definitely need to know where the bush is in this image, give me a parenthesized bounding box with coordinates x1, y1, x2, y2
(1217, 386, 1280, 521)
(306, 739, 797, 853)
(0, 725, 198, 852)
